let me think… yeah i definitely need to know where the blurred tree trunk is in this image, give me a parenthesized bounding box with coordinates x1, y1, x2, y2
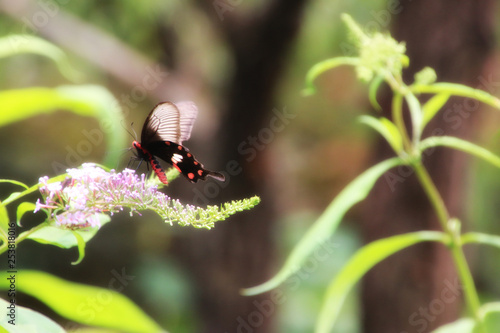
(171, 1, 308, 332)
(361, 1, 495, 332)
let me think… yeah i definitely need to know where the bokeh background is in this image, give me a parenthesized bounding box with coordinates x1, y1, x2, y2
(1, 0, 500, 332)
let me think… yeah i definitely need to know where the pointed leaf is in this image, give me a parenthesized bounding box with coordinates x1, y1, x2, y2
(359, 115, 403, 153)
(0, 298, 65, 333)
(0, 270, 164, 333)
(0, 35, 82, 82)
(368, 74, 384, 111)
(71, 231, 86, 265)
(242, 157, 404, 296)
(412, 82, 500, 110)
(461, 232, 500, 249)
(0, 86, 126, 168)
(479, 302, 500, 318)
(24, 214, 110, 249)
(16, 202, 36, 227)
(0, 179, 29, 190)
(431, 318, 475, 333)
(303, 57, 360, 96)
(316, 231, 449, 333)
(419, 136, 500, 169)
(0, 202, 9, 240)
(422, 93, 450, 127)
(405, 92, 423, 144)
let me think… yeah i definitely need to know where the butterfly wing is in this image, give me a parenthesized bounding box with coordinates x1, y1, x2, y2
(176, 101, 198, 144)
(139, 101, 224, 183)
(141, 101, 198, 146)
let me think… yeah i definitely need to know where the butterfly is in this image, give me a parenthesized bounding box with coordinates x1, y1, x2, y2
(132, 101, 225, 184)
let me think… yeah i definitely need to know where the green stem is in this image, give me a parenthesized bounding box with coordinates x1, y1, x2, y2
(413, 162, 484, 329)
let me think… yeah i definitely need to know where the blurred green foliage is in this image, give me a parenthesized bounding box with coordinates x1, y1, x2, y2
(2, 1, 500, 332)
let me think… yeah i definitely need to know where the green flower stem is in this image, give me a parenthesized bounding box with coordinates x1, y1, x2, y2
(413, 161, 483, 329)
(412, 163, 450, 233)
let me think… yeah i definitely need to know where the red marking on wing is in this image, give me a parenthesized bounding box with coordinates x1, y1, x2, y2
(188, 173, 195, 180)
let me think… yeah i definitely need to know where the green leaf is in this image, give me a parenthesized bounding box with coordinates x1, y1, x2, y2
(0, 179, 29, 190)
(16, 202, 36, 227)
(71, 231, 86, 265)
(480, 302, 500, 332)
(368, 74, 384, 111)
(0, 85, 126, 168)
(480, 302, 500, 318)
(412, 82, 500, 110)
(422, 93, 450, 127)
(404, 92, 423, 144)
(0, 34, 82, 82)
(316, 231, 449, 333)
(1, 174, 68, 208)
(0, 298, 65, 333)
(24, 214, 110, 249)
(303, 57, 360, 96)
(0, 270, 164, 333)
(359, 115, 403, 153)
(431, 318, 475, 333)
(0, 203, 9, 242)
(242, 157, 404, 296)
(419, 136, 500, 169)
(461, 232, 500, 249)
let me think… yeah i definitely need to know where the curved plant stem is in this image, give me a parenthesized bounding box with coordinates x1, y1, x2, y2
(413, 161, 484, 331)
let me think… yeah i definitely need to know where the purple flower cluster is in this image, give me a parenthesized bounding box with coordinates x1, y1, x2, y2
(34, 163, 255, 229)
(35, 163, 165, 229)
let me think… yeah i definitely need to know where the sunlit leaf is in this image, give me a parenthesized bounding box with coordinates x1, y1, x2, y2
(0, 298, 65, 333)
(480, 302, 500, 332)
(16, 202, 36, 227)
(359, 115, 403, 153)
(71, 231, 86, 265)
(461, 232, 500, 249)
(419, 136, 500, 169)
(0, 34, 82, 82)
(412, 82, 500, 110)
(0, 179, 29, 190)
(0, 270, 164, 333)
(404, 92, 423, 144)
(316, 231, 449, 333)
(23, 214, 110, 250)
(242, 157, 404, 296)
(0, 86, 126, 168)
(368, 74, 384, 111)
(431, 318, 475, 333)
(303, 57, 360, 96)
(422, 93, 450, 127)
(0, 203, 9, 242)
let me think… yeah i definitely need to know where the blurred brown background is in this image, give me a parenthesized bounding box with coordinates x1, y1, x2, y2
(1, 0, 500, 332)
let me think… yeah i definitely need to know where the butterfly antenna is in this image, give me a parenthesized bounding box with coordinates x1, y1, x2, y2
(120, 119, 138, 140)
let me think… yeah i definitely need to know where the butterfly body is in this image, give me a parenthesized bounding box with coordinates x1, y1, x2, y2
(133, 102, 225, 184)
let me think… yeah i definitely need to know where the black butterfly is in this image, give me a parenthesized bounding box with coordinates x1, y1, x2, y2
(132, 101, 225, 184)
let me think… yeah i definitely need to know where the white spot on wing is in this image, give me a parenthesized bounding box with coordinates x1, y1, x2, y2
(172, 153, 183, 164)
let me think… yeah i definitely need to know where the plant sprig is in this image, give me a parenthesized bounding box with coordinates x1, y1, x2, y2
(246, 13, 500, 333)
